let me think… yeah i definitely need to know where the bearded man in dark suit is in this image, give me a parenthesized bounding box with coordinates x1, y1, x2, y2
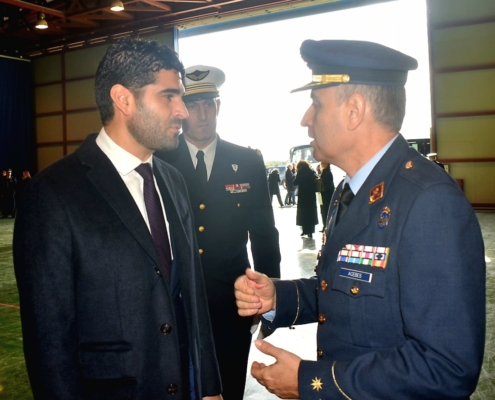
(155, 65, 281, 400)
(14, 38, 221, 400)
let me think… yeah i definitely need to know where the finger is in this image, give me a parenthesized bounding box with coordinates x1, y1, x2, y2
(254, 339, 283, 359)
(234, 290, 261, 304)
(245, 268, 268, 284)
(234, 275, 255, 295)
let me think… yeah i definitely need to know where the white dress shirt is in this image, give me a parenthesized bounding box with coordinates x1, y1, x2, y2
(184, 135, 218, 180)
(95, 128, 173, 258)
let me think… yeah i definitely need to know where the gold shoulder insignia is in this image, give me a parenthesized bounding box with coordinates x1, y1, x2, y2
(186, 70, 210, 82)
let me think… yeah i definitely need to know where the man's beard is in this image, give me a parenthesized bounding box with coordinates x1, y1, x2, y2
(127, 102, 181, 151)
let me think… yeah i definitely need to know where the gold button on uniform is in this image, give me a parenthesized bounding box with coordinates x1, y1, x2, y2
(199, 249, 203, 255)
(405, 161, 413, 169)
(199, 204, 206, 210)
(318, 314, 326, 324)
(167, 384, 179, 394)
(198, 226, 205, 232)
(237, 203, 241, 208)
(350, 286, 359, 295)
(321, 280, 328, 291)
(317, 348, 324, 358)
(160, 323, 172, 335)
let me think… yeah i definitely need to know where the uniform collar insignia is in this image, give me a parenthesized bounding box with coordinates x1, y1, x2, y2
(232, 164, 238, 172)
(369, 182, 385, 205)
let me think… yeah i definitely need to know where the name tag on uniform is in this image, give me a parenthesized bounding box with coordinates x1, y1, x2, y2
(339, 267, 373, 283)
(225, 183, 250, 193)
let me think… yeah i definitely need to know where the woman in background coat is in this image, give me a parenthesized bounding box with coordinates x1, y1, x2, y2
(294, 160, 318, 238)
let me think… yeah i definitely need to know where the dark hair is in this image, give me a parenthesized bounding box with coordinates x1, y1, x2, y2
(335, 84, 406, 132)
(296, 160, 310, 171)
(95, 37, 185, 125)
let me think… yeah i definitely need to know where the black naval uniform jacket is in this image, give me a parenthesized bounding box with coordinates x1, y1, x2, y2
(156, 134, 281, 337)
(13, 133, 221, 399)
(263, 135, 486, 399)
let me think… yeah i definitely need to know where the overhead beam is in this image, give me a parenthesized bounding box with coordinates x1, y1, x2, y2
(0, 0, 65, 17)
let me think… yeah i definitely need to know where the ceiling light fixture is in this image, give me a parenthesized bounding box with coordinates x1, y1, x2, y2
(110, 0, 125, 12)
(35, 13, 48, 30)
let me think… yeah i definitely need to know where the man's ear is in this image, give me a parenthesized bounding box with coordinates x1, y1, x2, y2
(346, 93, 365, 131)
(110, 84, 134, 117)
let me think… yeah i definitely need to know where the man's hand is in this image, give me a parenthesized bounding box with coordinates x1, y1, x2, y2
(251, 340, 301, 399)
(203, 395, 222, 400)
(234, 268, 276, 316)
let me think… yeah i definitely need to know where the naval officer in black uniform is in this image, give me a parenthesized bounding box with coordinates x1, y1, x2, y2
(235, 40, 485, 399)
(155, 65, 281, 400)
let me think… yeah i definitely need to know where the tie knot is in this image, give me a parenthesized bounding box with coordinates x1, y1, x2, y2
(196, 150, 205, 161)
(135, 163, 154, 182)
(341, 183, 354, 205)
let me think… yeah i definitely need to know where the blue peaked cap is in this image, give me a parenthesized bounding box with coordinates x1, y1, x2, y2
(291, 40, 418, 93)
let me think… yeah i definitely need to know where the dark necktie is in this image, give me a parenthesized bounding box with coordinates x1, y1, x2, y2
(196, 150, 208, 191)
(135, 163, 172, 282)
(335, 183, 354, 226)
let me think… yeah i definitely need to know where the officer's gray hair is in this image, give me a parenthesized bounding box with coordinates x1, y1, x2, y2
(335, 84, 406, 133)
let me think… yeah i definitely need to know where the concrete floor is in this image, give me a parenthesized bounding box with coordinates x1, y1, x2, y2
(243, 193, 495, 399)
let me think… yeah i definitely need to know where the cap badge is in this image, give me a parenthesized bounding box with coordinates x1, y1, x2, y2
(232, 164, 238, 172)
(186, 70, 210, 82)
(378, 206, 391, 229)
(369, 182, 385, 204)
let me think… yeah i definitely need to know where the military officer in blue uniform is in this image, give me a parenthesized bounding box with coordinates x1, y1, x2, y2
(234, 40, 486, 399)
(155, 65, 281, 400)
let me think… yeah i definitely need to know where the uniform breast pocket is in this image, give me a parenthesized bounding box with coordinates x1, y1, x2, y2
(331, 267, 396, 348)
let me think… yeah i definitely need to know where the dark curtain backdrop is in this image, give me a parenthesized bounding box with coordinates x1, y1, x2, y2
(0, 56, 36, 179)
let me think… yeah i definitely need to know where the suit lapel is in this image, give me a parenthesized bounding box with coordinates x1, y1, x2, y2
(76, 134, 162, 270)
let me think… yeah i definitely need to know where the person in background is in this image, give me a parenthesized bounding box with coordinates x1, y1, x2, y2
(16, 170, 31, 204)
(284, 164, 296, 205)
(154, 65, 280, 400)
(294, 160, 318, 238)
(268, 168, 284, 207)
(235, 39, 485, 399)
(427, 152, 446, 170)
(1, 168, 17, 218)
(14, 38, 221, 400)
(319, 162, 334, 232)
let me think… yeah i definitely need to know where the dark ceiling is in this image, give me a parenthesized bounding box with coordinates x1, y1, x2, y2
(0, 0, 332, 58)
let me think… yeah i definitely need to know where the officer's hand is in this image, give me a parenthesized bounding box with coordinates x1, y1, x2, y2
(202, 395, 222, 400)
(251, 340, 300, 399)
(234, 268, 276, 316)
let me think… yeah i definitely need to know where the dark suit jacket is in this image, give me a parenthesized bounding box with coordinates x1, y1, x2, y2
(155, 135, 281, 339)
(13, 133, 221, 399)
(264, 135, 486, 399)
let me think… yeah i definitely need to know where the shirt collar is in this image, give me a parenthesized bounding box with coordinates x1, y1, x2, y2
(184, 135, 218, 163)
(346, 134, 398, 194)
(95, 128, 153, 175)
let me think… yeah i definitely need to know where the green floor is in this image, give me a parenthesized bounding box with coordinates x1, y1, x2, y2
(1, 214, 494, 399)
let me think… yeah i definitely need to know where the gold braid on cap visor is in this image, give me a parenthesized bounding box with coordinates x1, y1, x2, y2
(312, 74, 350, 84)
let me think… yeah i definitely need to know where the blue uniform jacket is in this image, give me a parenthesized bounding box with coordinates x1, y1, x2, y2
(263, 135, 486, 399)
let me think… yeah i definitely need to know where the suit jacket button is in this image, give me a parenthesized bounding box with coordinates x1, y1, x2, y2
(199, 204, 206, 210)
(318, 314, 326, 324)
(167, 384, 178, 394)
(320, 280, 328, 291)
(199, 249, 203, 255)
(350, 286, 360, 295)
(198, 226, 205, 232)
(160, 324, 172, 335)
(317, 348, 324, 358)
(155, 268, 162, 277)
